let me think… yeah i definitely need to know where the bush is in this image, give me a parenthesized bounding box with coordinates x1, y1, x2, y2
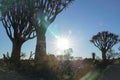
(2, 54, 96, 80)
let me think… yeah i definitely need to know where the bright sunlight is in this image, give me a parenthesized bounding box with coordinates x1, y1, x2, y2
(56, 37, 70, 50)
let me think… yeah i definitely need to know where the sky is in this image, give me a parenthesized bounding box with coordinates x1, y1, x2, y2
(0, 0, 120, 59)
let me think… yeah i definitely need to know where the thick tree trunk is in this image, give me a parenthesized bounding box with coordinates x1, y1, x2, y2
(102, 51, 107, 61)
(35, 27, 47, 61)
(34, 17, 50, 64)
(11, 40, 23, 62)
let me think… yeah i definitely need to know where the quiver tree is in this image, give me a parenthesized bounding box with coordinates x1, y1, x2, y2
(0, 0, 36, 61)
(32, 0, 74, 61)
(90, 31, 120, 61)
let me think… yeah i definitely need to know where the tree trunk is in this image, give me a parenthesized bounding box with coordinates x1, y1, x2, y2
(11, 39, 23, 62)
(102, 51, 107, 61)
(35, 27, 47, 61)
(34, 17, 50, 64)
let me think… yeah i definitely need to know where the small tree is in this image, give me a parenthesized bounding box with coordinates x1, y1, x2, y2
(90, 31, 120, 61)
(107, 49, 115, 59)
(107, 48, 120, 59)
(64, 48, 73, 60)
(92, 52, 95, 60)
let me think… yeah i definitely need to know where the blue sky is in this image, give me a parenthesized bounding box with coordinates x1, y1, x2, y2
(0, 0, 120, 59)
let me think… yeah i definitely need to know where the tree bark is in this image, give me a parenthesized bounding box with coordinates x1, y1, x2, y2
(11, 39, 23, 62)
(35, 20, 51, 65)
(102, 51, 107, 61)
(35, 26, 47, 61)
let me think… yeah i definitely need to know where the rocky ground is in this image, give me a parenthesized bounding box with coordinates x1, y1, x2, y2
(98, 64, 120, 80)
(1, 63, 120, 80)
(80, 64, 120, 80)
(0, 66, 27, 80)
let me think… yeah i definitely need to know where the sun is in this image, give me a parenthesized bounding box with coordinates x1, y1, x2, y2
(56, 37, 70, 50)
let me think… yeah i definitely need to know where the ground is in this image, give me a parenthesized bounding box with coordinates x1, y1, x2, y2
(0, 64, 120, 80)
(98, 64, 120, 80)
(80, 64, 120, 80)
(0, 69, 25, 80)
(0, 66, 30, 80)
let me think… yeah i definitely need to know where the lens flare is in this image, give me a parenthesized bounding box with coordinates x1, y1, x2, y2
(56, 37, 70, 50)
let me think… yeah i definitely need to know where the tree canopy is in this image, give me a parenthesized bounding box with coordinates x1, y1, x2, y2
(0, 0, 36, 61)
(90, 31, 120, 60)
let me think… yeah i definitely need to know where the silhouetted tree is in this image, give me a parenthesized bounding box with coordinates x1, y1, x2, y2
(92, 52, 95, 60)
(64, 48, 73, 60)
(106, 49, 115, 59)
(109, 47, 120, 59)
(32, 0, 74, 61)
(90, 31, 120, 61)
(0, 0, 36, 61)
